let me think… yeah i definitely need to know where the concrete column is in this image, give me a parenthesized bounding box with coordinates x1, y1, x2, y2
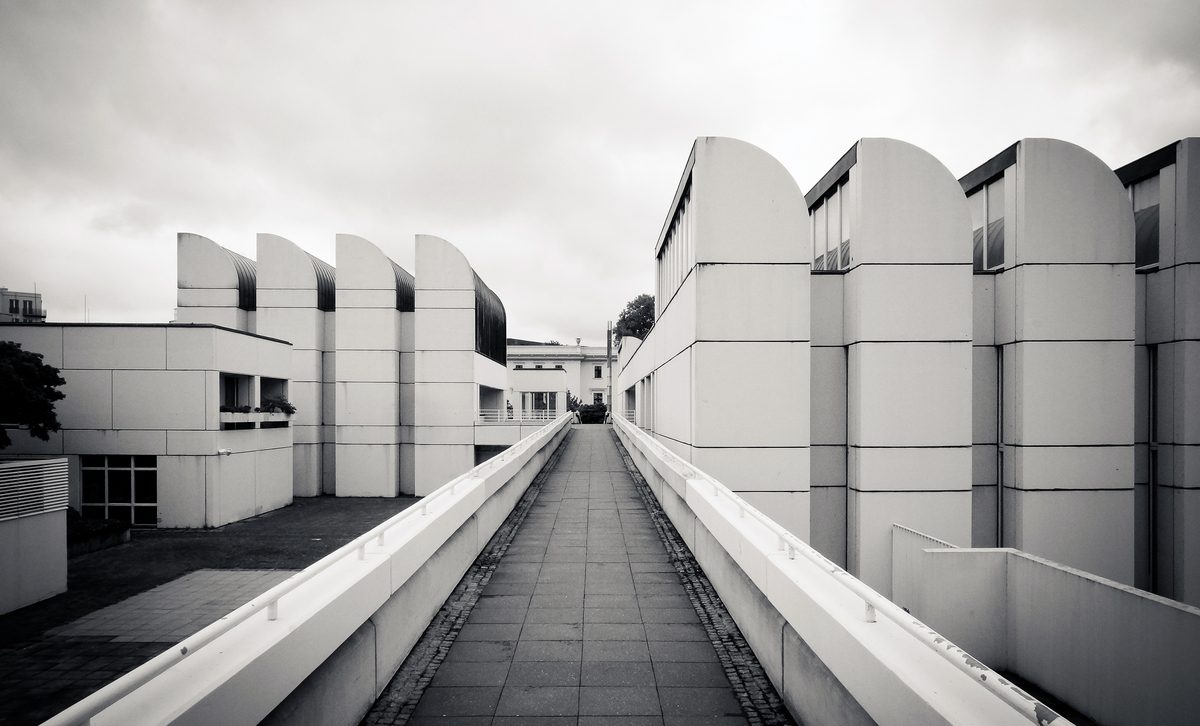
(334, 234, 411, 497)
(256, 234, 336, 497)
(834, 139, 974, 595)
(985, 139, 1136, 585)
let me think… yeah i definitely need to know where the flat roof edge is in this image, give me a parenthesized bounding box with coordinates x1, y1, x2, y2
(0, 322, 293, 346)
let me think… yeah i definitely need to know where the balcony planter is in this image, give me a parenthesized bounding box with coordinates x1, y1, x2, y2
(219, 412, 255, 424)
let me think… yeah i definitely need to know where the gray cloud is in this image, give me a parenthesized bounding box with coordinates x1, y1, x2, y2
(1, 0, 1196, 344)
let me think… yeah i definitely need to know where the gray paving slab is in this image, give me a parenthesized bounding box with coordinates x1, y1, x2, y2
(367, 426, 795, 725)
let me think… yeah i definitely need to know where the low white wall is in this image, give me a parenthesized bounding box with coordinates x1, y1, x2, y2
(614, 416, 1051, 726)
(52, 415, 571, 726)
(0, 458, 68, 614)
(893, 528, 1200, 726)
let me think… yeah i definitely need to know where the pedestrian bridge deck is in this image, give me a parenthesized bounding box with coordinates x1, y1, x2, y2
(366, 425, 791, 724)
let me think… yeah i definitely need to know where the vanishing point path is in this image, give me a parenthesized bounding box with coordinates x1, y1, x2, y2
(366, 425, 793, 725)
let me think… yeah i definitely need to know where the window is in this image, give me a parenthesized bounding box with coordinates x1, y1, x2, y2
(554, 364, 563, 370)
(81, 455, 158, 527)
(970, 177, 1006, 271)
(811, 177, 852, 272)
(535, 364, 543, 369)
(514, 364, 524, 370)
(594, 365, 602, 379)
(593, 392, 604, 404)
(8, 300, 16, 314)
(1132, 175, 1160, 269)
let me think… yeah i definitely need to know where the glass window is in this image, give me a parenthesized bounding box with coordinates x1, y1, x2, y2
(593, 392, 604, 404)
(969, 191, 986, 271)
(986, 178, 1005, 270)
(840, 179, 852, 267)
(827, 191, 841, 270)
(814, 202, 827, 268)
(79, 455, 157, 528)
(1133, 175, 1161, 269)
(594, 365, 602, 379)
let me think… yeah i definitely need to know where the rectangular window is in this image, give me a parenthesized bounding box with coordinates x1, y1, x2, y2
(986, 177, 1005, 270)
(535, 364, 543, 369)
(80, 454, 158, 528)
(8, 300, 17, 314)
(813, 201, 827, 269)
(826, 190, 841, 270)
(594, 365, 602, 379)
(970, 191, 986, 271)
(514, 364, 523, 369)
(1132, 175, 1161, 269)
(593, 392, 604, 404)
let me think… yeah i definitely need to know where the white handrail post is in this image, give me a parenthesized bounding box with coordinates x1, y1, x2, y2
(267, 600, 278, 621)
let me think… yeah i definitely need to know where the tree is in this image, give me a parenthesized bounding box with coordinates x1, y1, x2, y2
(614, 293, 654, 345)
(566, 390, 581, 412)
(0, 341, 66, 449)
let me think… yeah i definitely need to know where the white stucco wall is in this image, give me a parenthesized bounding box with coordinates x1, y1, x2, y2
(0, 324, 293, 528)
(617, 136, 811, 538)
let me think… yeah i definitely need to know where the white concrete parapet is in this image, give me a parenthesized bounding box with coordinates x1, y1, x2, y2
(614, 414, 1066, 726)
(47, 414, 572, 726)
(891, 524, 1200, 726)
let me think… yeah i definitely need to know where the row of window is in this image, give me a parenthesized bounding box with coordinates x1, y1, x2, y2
(812, 178, 852, 272)
(511, 364, 605, 379)
(656, 180, 694, 303)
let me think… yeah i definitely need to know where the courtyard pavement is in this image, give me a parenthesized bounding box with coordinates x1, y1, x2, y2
(0, 495, 417, 725)
(367, 426, 793, 725)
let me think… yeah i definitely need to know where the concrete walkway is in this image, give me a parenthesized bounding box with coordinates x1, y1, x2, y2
(401, 426, 759, 725)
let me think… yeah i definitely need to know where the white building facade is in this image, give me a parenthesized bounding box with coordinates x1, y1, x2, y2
(617, 134, 1198, 606)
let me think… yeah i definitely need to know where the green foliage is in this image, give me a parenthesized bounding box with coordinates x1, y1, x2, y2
(259, 397, 297, 415)
(615, 293, 654, 344)
(577, 401, 608, 424)
(0, 340, 66, 449)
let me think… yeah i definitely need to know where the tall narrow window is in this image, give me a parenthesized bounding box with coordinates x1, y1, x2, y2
(840, 179, 852, 267)
(813, 202, 827, 270)
(970, 191, 986, 271)
(594, 365, 602, 379)
(986, 178, 1005, 270)
(1132, 175, 1161, 269)
(826, 191, 841, 270)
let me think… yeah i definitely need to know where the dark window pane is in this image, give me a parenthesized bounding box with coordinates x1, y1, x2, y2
(987, 218, 1005, 270)
(840, 240, 850, 268)
(81, 455, 105, 468)
(82, 478, 105, 504)
(82, 469, 105, 499)
(1135, 205, 1160, 268)
(109, 506, 133, 524)
(107, 455, 132, 469)
(134, 455, 156, 469)
(133, 507, 158, 526)
(972, 227, 985, 271)
(108, 470, 132, 503)
(135, 470, 157, 503)
(81, 505, 106, 520)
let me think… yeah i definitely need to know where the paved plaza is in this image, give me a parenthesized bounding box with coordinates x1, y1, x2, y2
(368, 426, 792, 725)
(0, 496, 417, 725)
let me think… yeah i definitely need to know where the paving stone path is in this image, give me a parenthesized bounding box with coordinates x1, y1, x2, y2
(367, 425, 794, 725)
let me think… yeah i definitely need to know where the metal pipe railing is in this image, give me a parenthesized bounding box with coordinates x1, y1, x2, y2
(47, 413, 572, 726)
(477, 408, 561, 423)
(611, 414, 1067, 726)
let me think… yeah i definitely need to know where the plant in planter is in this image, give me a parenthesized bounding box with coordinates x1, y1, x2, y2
(259, 397, 297, 415)
(577, 402, 608, 424)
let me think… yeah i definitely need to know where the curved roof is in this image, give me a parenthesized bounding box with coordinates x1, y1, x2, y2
(223, 248, 257, 311)
(392, 260, 415, 312)
(308, 253, 336, 312)
(473, 272, 506, 366)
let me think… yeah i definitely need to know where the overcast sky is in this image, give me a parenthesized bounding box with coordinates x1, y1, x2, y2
(2, 1, 1197, 345)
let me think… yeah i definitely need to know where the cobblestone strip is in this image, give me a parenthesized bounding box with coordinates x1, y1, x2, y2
(361, 429, 573, 726)
(611, 429, 797, 726)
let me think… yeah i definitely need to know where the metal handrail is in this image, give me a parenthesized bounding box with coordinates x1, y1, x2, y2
(477, 408, 561, 423)
(46, 413, 572, 726)
(611, 414, 1067, 726)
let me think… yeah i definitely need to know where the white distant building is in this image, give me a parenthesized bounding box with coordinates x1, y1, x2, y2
(0, 288, 47, 323)
(505, 340, 612, 417)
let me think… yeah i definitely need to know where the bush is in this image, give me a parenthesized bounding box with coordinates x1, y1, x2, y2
(577, 402, 608, 424)
(259, 397, 297, 415)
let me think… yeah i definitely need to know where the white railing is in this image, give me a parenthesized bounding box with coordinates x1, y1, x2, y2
(0, 458, 69, 523)
(47, 413, 572, 726)
(477, 408, 561, 423)
(612, 413, 1068, 726)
